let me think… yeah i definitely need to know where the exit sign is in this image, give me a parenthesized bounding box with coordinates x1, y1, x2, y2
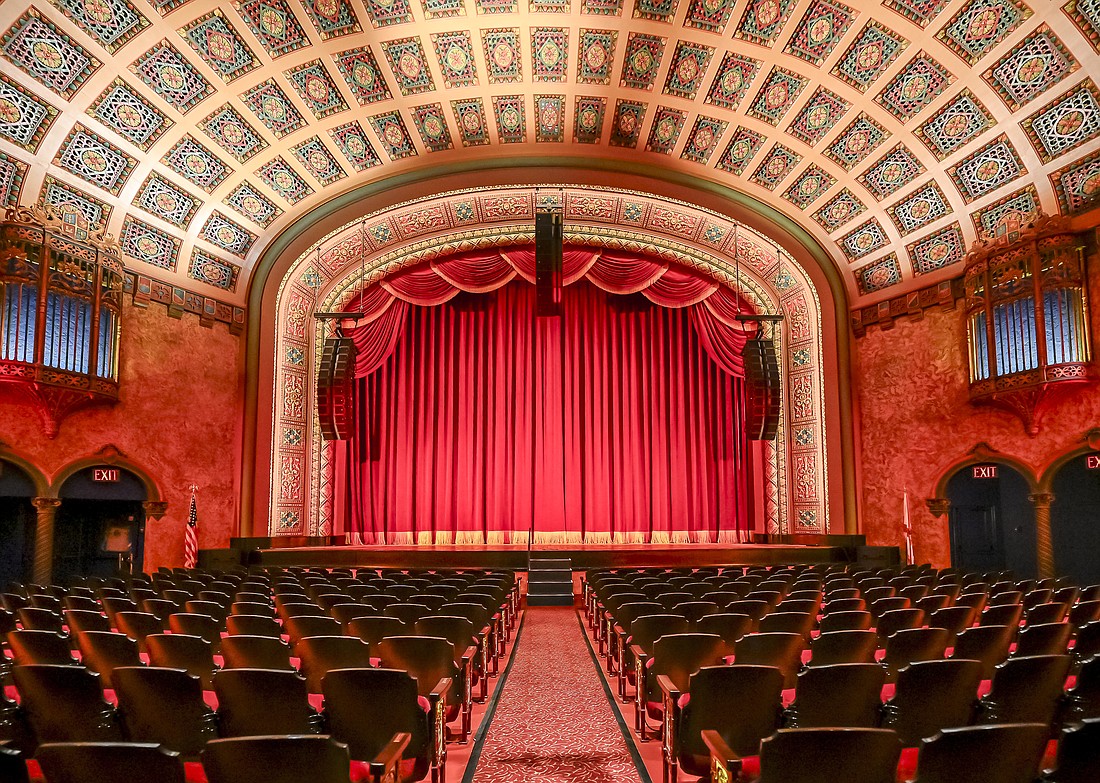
(92, 468, 120, 482)
(973, 465, 998, 479)
(1087, 454, 1100, 470)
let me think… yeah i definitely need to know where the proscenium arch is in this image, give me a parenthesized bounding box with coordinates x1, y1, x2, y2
(245, 163, 856, 538)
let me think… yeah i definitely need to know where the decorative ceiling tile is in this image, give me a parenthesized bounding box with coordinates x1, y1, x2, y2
(936, 0, 1032, 67)
(180, 9, 258, 83)
(54, 125, 136, 195)
(531, 0, 570, 12)
(784, 0, 854, 67)
(411, 102, 454, 150)
(812, 187, 865, 231)
(368, 110, 418, 159)
(119, 215, 179, 270)
(685, 0, 736, 34)
(735, 0, 796, 48)
(449, 98, 488, 146)
(235, 0, 310, 58)
(577, 29, 616, 85)
(532, 28, 568, 82)
(477, 0, 517, 13)
(1049, 149, 1100, 214)
(483, 29, 522, 83)
(663, 41, 713, 100)
(749, 67, 807, 125)
(382, 37, 435, 95)
(148, 0, 192, 13)
(1021, 81, 1100, 165)
(0, 73, 59, 152)
(420, 0, 463, 19)
(620, 33, 664, 91)
(859, 144, 924, 200)
(256, 155, 314, 203)
(330, 120, 382, 169)
(363, 0, 413, 27)
(984, 24, 1079, 112)
(831, 21, 907, 92)
(50, 0, 150, 53)
(886, 181, 951, 233)
(300, 0, 361, 40)
(825, 112, 887, 170)
(581, 0, 623, 14)
(854, 252, 901, 294)
(715, 126, 763, 174)
(162, 134, 232, 192)
(493, 95, 526, 142)
(1064, 0, 1100, 53)
(432, 31, 478, 88)
(633, 0, 678, 23)
(242, 79, 305, 137)
(881, 0, 947, 28)
(783, 164, 836, 209)
(40, 175, 110, 230)
(0, 151, 28, 208)
(680, 115, 726, 164)
(645, 106, 685, 154)
(609, 98, 645, 147)
(573, 96, 606, 143)
(787, 87, 848, 146)
(704, 52, 759, 111)
(972, 185, 1039, 238)
(334, 47, 392, 105)
(199, 104, 267, 163)
(135, 172, 199, 227)
(907, 222, 964, 275)
(201, 211, 256, 257)
(189, 248, 240, 291)
(841, 218, 888, 260)
(915, 89, 994, 161)
(1, 8, 101, 100)
(751, 143, 801, 189)
(535, 94, 565, 142)
(947, 134, 1025, 202)
(285, 60, 349, 119)
(291, 136, 346, 184)
(131, 40, 213, 113)
(874, 52, 952, 121)
(87, 78, 170, 152)
(224, 181, 283, 227)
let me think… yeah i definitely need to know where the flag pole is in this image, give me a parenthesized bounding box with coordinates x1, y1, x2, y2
(902, 487, 915, 566)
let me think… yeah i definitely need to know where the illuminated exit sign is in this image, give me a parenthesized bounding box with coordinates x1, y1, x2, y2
(1087, 454, 1100, 470)
(972, 465, 998, 479)
(92, 468, 120, 482)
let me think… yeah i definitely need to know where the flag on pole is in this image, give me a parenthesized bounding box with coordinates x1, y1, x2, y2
(902, 488, 915, 566)
(184, 484, 198, 569)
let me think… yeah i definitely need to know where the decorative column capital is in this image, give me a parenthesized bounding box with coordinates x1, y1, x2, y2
(1028, 492, 1055, 508)
(925, 498, 950, 518)
(31, 497, 61, 511)
(142, 501, 169, 520)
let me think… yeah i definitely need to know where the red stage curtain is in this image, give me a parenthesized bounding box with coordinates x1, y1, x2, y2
(332, 269, 757, 545)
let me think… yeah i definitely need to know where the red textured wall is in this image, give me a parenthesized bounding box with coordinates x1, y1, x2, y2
(854, 255, 1100, 568)
(0, 300, 244, 572)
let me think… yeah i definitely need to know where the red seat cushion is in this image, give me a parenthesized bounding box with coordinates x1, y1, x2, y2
(184, 761, 208, 783)
(735, 754, 761, 782)
(895, 746, 920, 781)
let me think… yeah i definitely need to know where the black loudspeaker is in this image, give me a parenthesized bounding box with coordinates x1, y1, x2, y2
(742, 337, 781, 441)
(317, 336, 356, 440)
(535, 211, 563, 317)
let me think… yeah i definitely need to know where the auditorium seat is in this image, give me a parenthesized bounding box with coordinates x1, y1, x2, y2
(807, 630, 878, 667)
(75, 631, 143, 689)
(638, 633, 725, 739)
(7, 629, 77, 666)
(881, 627, 950, 683)
(620, 614, 691, 701)
(225, 614, 282, 638)
(951, 624, 1015, 680)
(880, 658, 982, 746)
(1059, 654, 1100, 725)
(693, 613, 751, 653)
(63, 609, 111, 636)
(229, 601, 274, 618)
(758, 611, 815, 641)
(204, 735, 388, 783)
(784, 663, 885, 728)
(17, 608, 64, 634)
(376, 635, 472, 742)
(1013, 623, 1072, 658)
(348, 616, 409, 647)
(906, 723, 1048, 783)
(929, 605, 976, 638)
(112, 667, 218, 757)
(213, 668, 320, 737)
(295, 635, 374, 693)
(114, 612, 165, 653)
(981, 604, 1025, 628)
(12, 665, 123, 742)
(976, 654, 1072, 727)
(168, 614, 222, 652)
(283, 615, 342, 646)
(219, 635, 295, 671)
(874, 609, 926, 644)
(331, 603, 377, 627)
(145, 634, 218, 689)
(819, 610, 872, 634)
(36, 741, 187, 783)
(1028, 603, 1071, 626)
(1043, 718, 1100, 783)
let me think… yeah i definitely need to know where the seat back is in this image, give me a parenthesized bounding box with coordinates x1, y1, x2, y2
(759, 611, 815, 641)
(11, 665, 121, 742)
(225, 614, 282, 638)
(213, 668, 317, 737)
(1014, 622, 1071, 658)
(649, 633, 727, 692)
(17, 608, 64, 634)
(883, 658, 982, 746)
(979, 654, 1072, 725)
(818, 611, 872, 634)
(283, 615, 342, 646)
(219, 635, 295, 671)
(874, 609, 926, 642)
(376, 635, 459, 697)
(414, 616, 476, 660)
(980, 603, 1023, 627)
(167, 614, 220, 650)
(808, 630, 878, 667)
(787, 663, 885, 728)
(295, 635, 373, 693)
(1027, 602, 1070, 626)
(63, 610, 111, 635)
(758, 728, 902, 783)
(628, 615, 692, 653)
(203, 736, 351, 783)
(692, 613, 751, 652)
(679, 665, 783, 758)
(1045, 717, 1100, 783)
(929, 605, 976, 637)
(112, 666, 217, 756)
(383, 603, 433, 626)
(347, 615, 409, 646)
(322, 667, 429, 767)
(912, 723, 1048, 783)
(114, 612, 164, 652)
(36, 742, 185, 783)
(6, 629, 76, 666)
(144, 634, 217, 689)
(733, 632, 805, 688)
(951, 624, 1014, 679)
(671, 602, 720, 625)
(75, 631, 143, 689)
(881, 627, 950, 682)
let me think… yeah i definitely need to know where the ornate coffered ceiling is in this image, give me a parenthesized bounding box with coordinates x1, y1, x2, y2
(2, 0, 1099, 308)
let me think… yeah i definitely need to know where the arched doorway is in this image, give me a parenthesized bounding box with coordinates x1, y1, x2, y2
(946, 463, 1036, 577)
(1050, 454, 1100, 584)
(54, 467, 147, 582)
(0, 460, 37, 586)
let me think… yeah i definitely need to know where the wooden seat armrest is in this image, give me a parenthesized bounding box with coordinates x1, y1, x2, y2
(368, 732, 411, 782)
(430, 677, 453, 701)
(701, 730, 742, 780)
(629, 644, 648, 667)
(460, 645, 478, 667)
(656, 674, 680, 702)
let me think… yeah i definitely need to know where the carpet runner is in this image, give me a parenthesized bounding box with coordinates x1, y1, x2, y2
(467, 607, 645, 783)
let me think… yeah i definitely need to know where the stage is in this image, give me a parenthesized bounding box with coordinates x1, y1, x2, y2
(229, 536, 877, 570)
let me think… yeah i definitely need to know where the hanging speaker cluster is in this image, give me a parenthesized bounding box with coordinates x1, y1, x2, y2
(742, 337, 781, 441)
(317, 336, 356, 441)
(535, 211, 564, 317)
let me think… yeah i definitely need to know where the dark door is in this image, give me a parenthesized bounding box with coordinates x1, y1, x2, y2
(56, 468, 147, 583)
(1051, 455, 1100, 584)
(946, 464, 1036, 577)
(949, 505, 1004, 572)
(0, 460, 37, 586)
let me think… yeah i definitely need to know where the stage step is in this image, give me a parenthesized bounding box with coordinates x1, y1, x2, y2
(527, 556, 574, 606)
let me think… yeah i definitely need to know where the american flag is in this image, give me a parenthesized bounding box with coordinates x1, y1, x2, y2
(184, 485, 198, 569)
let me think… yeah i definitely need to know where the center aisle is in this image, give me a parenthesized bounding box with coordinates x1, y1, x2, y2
(466, 607, 645, 783)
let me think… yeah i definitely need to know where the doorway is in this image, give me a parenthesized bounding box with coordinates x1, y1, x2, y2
(55, 467, 147, 583)
(0, 460, 36, 587)
(1050, 454, 1100, 584)
(946, 464, 1036, 578)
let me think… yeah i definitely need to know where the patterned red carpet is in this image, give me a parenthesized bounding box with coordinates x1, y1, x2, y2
(468, 607, 643, 783)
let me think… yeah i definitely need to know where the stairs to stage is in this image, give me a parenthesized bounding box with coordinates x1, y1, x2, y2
(526, 556, 574, 606)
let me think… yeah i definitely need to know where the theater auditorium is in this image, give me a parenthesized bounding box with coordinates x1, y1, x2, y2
(1, 0, 1100, 779)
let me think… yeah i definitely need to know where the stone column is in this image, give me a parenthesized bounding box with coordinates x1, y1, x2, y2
(1028, 492, 1056, 579)
(31, 497, 61, 585)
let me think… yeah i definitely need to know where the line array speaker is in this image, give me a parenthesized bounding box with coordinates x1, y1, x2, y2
(742, 337, 781, 441)
(317, 336, 356, 441)
(535, 211, 563, 317)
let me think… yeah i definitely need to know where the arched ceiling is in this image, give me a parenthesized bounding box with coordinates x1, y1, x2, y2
(2, 0, 1099, 309)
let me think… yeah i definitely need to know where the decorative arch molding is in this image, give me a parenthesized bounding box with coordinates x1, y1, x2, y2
(932, 443, 1041, 500)
(50, 446, 163, 503)
(0, 443, 50, 497)
(268, 185, 832, 540)
(1037, 430, 1100, 492)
